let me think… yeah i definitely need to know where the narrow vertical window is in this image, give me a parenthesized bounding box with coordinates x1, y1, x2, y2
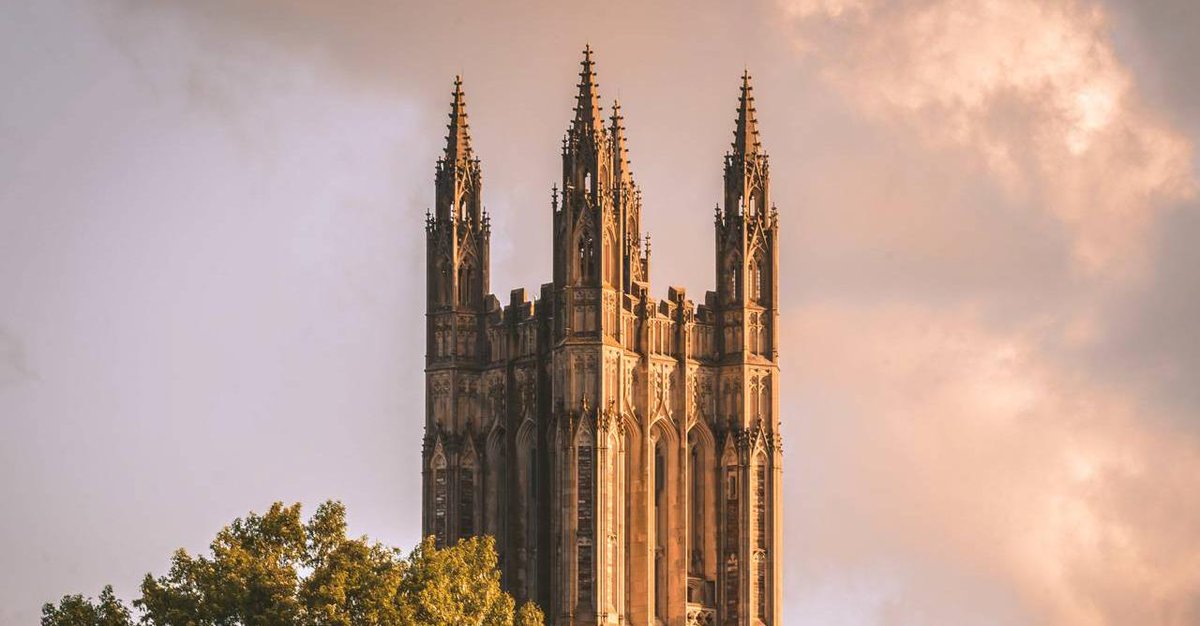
(432, 455, 448, 547)
(689, 435, 703, 576)
(460, 460, 476, 537)
(749, 259, 761, 302)
(577, 431, 594, 609)
(607, 433, 620, 610)
(755, 456, 768, 620)
(654, 443, 666, 621)
(724, 463, 739, 623)
(458, 265, 472, 306)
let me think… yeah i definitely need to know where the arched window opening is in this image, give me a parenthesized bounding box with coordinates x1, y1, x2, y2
(520, 439, 539, 599)
(460, 456, 476, 537)
(750, 377, 760, 422)
(432, 454, 448, 547)
(485, 431, 505, 539)
(749, 257, 763, 303)
(654, 441, 667, 621)
(755, 455, 768, 620)
(606, 431, 622, 611)
(440, 262, 452, 305)
(726, 256, 741, 302)
(723, 455, 739, 621)
(605, 232, 619, 287)
(577, 430, 595, 610)
(458, 264, 473, 307)
(689, 433, 703, 577)
(760, 378, 771, 422)
(578, 230, 595, 283)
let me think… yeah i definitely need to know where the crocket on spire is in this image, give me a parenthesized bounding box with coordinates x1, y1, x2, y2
(572, 45, 605, 136)
(610, 98, 631, 184)
(732, 69, 762, 158)
(444, 75, 474, 164)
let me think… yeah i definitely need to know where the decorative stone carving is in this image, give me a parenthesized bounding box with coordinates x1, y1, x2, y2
(421, 55, 782, 625)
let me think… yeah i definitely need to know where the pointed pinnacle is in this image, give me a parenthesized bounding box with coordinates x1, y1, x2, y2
(573, 45, 604, 133)
(732, 70, 762, 157)
(445, 75, 473, 163)
(610, 98, 631, 183)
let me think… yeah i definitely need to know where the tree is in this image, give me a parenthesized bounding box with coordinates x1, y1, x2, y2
(397, 535, 513, 626)
(41, 585, 133, 626)
(42, 501, 543, 626)
(515, 600, 546, 626)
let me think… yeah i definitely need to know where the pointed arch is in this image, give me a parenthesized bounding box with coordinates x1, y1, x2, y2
(724, 250, 742, 303)
(649, 418, 678, 622)
(515, 418, 539, 599)
(603, 223, 619, 288)
(439, 258, 453, 306)
(484, 424, 506, 539)
(720, 432, 740, 620)
(430, 443, 449, 546)
(457, 259, 475, 307)
(753, 448, 770, 620)
(687, 419, 717, 580)
(576, 423, 595, 611)
(748, 247, 765, 304)
(460, 439, 479, 538)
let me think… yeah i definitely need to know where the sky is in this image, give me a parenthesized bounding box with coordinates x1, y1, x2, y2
(1, 0, 1198, 624)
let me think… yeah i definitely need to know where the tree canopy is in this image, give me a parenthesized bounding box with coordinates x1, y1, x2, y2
(42, 501, 542, 626)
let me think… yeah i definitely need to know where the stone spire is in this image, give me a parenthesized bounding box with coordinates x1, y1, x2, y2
(572, 45, 605, 136)
(610, 98, 631, 184)
(732, 70, 762, 157)
(444, 75, 473, 164)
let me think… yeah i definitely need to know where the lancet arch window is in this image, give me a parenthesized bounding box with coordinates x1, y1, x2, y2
(749, 252, 764, 304)
(457, 262, 474, 306)
(687, 428, 714, 578)
(754, 453, 769, 621)
(725, 254, 742, 302)
(722, 444, 740, 622)
(431, 452, 448, 546)
(653, 439, 667, 622)
(576, 428, 595, 610)
(439, 260, 452, 306)
(460, 451, 477, 537)
(604, 228, 619, 287)
(578, 228, 596, 284)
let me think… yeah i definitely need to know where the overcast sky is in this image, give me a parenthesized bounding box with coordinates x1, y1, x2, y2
(2, 1, 1199, 624)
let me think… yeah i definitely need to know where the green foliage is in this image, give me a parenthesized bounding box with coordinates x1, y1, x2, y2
(44, 501, 542, 626)
(515, 600, 545, 626)
(41, 585, 133, 626)
(397, 535, 513, 626)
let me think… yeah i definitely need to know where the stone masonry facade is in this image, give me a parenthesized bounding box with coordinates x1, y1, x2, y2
(422, 47, 782, 626)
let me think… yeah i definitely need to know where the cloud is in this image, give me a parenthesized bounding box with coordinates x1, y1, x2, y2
(786, 303, 1200, 625)
(779, 0, 1195, 277)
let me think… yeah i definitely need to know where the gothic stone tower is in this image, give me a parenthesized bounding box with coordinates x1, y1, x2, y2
(423, 49, 783, 626)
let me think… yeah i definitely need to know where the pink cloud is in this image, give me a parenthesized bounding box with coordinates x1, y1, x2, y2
(780, 0, 1195, 277)
(786, 303, 1200, 625)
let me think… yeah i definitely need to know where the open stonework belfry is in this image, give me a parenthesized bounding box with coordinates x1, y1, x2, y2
(423, 48, 783, 626)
